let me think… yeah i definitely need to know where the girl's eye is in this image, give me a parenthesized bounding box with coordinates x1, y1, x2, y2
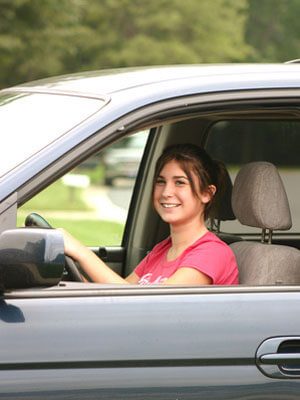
(156, 179, 165, 186)
(175, 180, 186, 186)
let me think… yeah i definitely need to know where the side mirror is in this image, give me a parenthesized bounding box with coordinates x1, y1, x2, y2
(0, 228, 65, 290)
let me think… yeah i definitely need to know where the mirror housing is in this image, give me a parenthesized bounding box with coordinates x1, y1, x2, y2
(0, 228, 65, 290)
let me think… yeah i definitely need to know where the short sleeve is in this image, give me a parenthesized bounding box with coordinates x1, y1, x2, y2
(177, 240, 232, 284)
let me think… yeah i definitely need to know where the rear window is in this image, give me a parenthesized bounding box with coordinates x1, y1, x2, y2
(206, 120, 300, 233)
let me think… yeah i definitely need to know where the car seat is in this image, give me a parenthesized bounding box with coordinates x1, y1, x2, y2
(230, 161, 300, 285)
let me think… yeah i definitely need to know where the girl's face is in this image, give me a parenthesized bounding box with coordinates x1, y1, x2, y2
(153, 160, 213, 227)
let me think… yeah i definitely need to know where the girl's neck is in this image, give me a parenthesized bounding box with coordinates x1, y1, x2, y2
(168, 220, 208, 260)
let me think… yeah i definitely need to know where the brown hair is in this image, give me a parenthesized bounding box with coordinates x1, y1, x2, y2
(153, 143, 227, 220)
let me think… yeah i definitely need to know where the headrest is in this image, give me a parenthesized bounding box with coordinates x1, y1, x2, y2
(232, 162, 292, 230)
(209, 165, 235, 222)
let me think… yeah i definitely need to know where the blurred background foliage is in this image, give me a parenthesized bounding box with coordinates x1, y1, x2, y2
(0, 0, 299, 89)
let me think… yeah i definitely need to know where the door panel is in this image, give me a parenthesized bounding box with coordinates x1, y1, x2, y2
(1, 289, 300, 399)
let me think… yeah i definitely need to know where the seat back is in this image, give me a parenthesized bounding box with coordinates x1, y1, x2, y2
(230, 161, 300, 285)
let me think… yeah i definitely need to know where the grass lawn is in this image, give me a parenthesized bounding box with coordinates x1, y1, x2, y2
(18, 178, 124, 245)
(17, 214, 124, 246)
(50, 218, 124, 246)
(21, 180, 90, 211)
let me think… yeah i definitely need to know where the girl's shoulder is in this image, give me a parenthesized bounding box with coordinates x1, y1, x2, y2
(192, 231, 233, 252)
(194, 230, 222, 244)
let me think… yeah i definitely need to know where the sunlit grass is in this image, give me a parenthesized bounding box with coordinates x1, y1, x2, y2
(17, 214, 124, 246)
(18, 178, 124, 246)
(48, 218, 123, 246)
(20, 180, 90, 211)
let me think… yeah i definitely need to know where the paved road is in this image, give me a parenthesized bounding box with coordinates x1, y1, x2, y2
(82, 185, 129, 224)
(108, 186, 133, 210)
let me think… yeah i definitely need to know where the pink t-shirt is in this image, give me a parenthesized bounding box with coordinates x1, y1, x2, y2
(134, 231, 239, 285)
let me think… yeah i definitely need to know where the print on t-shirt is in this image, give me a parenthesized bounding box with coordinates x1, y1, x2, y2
(138, 273, 168, 285)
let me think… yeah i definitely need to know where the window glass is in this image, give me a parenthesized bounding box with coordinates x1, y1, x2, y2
(17, 130, 149, 246)
(0, 92, 104, 178)
(206, 120, 300, 233)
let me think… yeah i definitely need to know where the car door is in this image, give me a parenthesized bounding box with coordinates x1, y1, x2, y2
(1, 286, 300, 399)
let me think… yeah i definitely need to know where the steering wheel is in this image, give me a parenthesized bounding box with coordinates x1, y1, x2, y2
(25, 213, 84, 282)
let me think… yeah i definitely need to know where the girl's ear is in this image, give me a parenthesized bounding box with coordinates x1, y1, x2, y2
(200, 185, 216, 204)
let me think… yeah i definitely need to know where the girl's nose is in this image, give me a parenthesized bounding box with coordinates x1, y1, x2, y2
(161, 182, 174, 198)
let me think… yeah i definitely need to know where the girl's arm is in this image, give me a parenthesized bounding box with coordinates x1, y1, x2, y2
(60, 230, 209, 285)
(60, 228, 134, 284)
(163, 267, 212, 285)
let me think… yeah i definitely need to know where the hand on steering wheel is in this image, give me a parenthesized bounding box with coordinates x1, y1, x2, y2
(25, 213, 84, 282)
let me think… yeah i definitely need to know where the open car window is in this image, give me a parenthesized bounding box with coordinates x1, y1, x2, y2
(17, 130, 149, 247)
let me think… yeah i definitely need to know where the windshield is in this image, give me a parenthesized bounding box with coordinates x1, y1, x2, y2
(0, 91, 105, 178)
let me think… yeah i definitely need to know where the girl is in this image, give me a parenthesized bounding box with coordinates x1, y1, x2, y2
(62, 144, 239, 285)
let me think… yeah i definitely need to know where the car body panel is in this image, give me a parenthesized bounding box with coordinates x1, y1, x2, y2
(12, 64, 300, 95)
(1, 286, 300, 399)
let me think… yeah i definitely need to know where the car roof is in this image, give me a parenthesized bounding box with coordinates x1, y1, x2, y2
(7, 64, 300, 100)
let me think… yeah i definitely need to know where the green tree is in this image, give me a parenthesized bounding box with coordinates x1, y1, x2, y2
(245, 0, 300, 62)
(72, 0, 250, 70)
(0, 0, 90, 87)
(0, 0, 251, 88)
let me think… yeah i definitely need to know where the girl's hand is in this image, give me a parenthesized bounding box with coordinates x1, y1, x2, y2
(57, 228, 85, 262)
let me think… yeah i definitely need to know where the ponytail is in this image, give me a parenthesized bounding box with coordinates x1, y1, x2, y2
(207, 159, 232, 221)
